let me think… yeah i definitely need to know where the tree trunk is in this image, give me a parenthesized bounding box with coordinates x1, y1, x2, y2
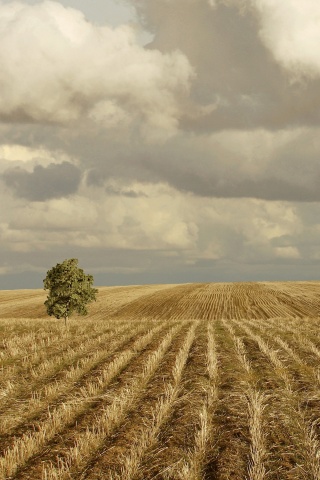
(64, 315, 68, 326)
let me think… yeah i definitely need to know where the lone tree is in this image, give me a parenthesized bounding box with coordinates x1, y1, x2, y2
(43, 258, 98, 325)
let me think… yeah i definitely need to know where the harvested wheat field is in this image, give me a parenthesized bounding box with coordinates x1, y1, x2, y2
(1, 281, 320, 480)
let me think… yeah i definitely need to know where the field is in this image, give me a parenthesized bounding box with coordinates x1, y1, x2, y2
(1, 281, 320, 479)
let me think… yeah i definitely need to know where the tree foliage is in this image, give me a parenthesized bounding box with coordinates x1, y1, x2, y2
(43, 258, 98, 324)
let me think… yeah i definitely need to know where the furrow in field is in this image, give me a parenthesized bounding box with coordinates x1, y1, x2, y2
(136, 321, 219, 480)
(177, 322, 219, 480)
(171, 282, 320, 320)
(0, 285, 176, 321)
(259, 316, 320, 359)
(261, 283, 320, 317)
(241, 317, 320, 393)
(205, 319, 251, 480)
(89, 285, 177, 319)
(0, 321, 147, 436)
(221, 320, 268, 480)
(0, 320, 92, 368)
(3, 282, 320, 480)
(0, 290, 47, 318)
(41, 321, 184, 480)
(78, 322, 197, 480)
(240, 318, 320, 436)
(0, 319, 113, 379)
(112, 284, 206, 320)
(0, 320, 128, 414)
(222, 282, 320, 319)
(0, 322, 167, 480)
(0, 327, 61, 362)
(3, 281, 320, 323)
(231, 319, 320, 480)
(0, 332, 108, 408)
(247, 316, 320, 370)
(227, 319, 301, 479)
(134, 321, 207, 479)
(0, 320, 120, 387)
(236, 283, 290, 319)
(180, 321, 219, 480)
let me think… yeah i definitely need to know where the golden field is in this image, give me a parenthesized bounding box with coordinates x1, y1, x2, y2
(1, 281, 320, 479)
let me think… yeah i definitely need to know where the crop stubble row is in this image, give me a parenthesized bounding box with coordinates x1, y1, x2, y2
(108, 282, 320, 321)
(1, 315, 320, 479)
(2, 282, 320, 479)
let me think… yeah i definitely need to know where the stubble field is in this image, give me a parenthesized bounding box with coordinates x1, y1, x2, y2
(1, 281, 320, 480)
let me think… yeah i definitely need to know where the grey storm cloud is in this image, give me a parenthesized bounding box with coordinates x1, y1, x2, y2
(2, 162, 82, 201)
(2, 0, 320, 287)
(105, 184, 148, 198)
(1, 0, 319, 205)
(76, 129, 320, 203)
(151, 164, 320, 202)
(133, 0, 320, 132)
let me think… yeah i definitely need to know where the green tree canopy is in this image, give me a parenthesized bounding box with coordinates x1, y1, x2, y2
(43, 258, 98, 325)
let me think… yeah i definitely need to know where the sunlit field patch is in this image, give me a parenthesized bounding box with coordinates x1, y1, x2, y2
(1, 282, 320, 479)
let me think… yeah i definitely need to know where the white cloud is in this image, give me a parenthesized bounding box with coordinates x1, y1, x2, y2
(0, 265, 11, 275)
(250, 202, 301, 242)
(0, 174, 304, 264)
(251, 0, 320, 77)
(1, 182, 199, 251)
(88, 101, 130, 130)
(275, 246, 300, 259)
(0, 145, 49, 163)
(0, 1, 193, 140)
(1, 0, 320, 285)
(0, 144, 76, 171)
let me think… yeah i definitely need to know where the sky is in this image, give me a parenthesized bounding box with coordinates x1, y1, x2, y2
(1, 0, 320, 289)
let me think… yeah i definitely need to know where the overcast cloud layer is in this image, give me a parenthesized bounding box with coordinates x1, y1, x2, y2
(1, 0, 320, 288)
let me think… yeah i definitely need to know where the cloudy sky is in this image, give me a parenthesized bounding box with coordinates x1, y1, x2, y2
(1, 0, 320, 289)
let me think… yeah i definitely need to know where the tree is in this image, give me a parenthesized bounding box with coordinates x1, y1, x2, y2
(43, 258, 98, 326)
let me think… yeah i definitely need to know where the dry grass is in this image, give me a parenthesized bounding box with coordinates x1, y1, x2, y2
(1, 281, 320, 479)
